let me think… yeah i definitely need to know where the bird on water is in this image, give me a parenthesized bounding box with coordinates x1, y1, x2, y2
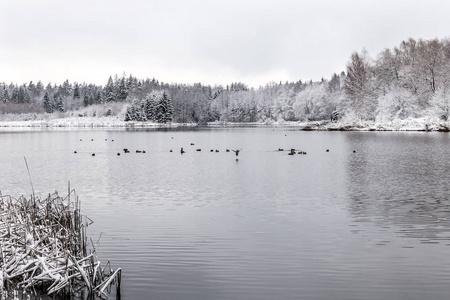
(232, 149, 242, 156)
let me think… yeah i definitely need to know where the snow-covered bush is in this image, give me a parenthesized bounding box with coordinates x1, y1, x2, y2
(375, 87, 418, 122)
(293, 84, 327, 121)
(427, 88, 450, 121)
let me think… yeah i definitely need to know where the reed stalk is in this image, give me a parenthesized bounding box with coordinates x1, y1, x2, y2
(0, 189, 121, 299)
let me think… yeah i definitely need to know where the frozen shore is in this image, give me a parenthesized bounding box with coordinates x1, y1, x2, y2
(0, 116, 449, 131)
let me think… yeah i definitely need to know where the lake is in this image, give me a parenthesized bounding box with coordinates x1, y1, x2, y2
(1, 127, 450, 300)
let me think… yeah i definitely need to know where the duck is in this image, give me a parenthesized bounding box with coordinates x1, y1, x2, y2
(181, 148, 185, 154)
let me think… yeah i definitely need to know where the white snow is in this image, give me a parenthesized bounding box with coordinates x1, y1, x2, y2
(0, 115, 448, 131)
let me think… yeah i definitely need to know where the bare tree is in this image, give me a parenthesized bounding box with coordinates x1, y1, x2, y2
(344, 50, 376, 119)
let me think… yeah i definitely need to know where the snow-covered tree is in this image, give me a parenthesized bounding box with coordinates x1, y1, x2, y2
(155, 91, 174, 123)
(1, 86, 10, 103)
(428, 87, 450, 120)
(56, 96, 65, 112)
(73, 83, 80, 100)
(293, 83, 327, 121)
(104, 76, 115, 103)
(116, 76, 128, 101)
(43, 91, 53, 113)
(144, 93, 157, 121)
(344, 50, 376, 119)
(83, 94, 89, 107)
(376, 87, 418, 121)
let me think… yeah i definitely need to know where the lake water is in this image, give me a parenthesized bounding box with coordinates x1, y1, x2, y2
(1, 127, 450, 300)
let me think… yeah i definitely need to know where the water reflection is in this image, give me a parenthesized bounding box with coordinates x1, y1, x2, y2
(2, 128, 450, 299)
(345, 132, 450, 244)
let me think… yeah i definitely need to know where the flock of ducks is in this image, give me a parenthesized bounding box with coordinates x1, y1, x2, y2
(74, 138, 146, 156)
(74, 138, 356, 157)
(178, 145, 241, 156)
(74, 138, 242, 157)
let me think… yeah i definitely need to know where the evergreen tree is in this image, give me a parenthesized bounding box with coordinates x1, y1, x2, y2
(117, 77, 128, 101)
(124, 106, 132, 121)
(144, 92, 157, 121)
(10, 86, 19, 103)
(62, 80, 72, 97)
(73, 83, 80, 100)
(105, 76, 115, 102)
(56, 96, 65, 112)
(35, 81, 44, 97)
(17, 85, 26, 103)
(155, 91, 174, 123)
(43, 91, 54, 113)
(83, 94, 89, 107)
(124, 104, 138, 121)
(94, 90, 102, 104)
(1, 87, 9, 103)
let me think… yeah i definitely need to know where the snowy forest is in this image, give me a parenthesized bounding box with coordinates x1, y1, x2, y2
(1, 37, 450, 124)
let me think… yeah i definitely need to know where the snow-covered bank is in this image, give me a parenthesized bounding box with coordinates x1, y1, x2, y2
(206, 117, 450, 131)
(0, 116, 449, 131)
(295, 117, 450, 132)
(0, 116, 195, 128)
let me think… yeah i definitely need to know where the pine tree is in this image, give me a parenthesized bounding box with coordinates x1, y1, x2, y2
(73, 83, 80, 100)
(43, 91, 54, 113)
(10, 86, 19, 103)
(155, 91, 174, 123)
(124, 104, 138, 121)
(117, 77, 128, 101)
(144, 92, 157, 121)
(56, 96, 65, 112)
(1, 87, 9, 103)
(62, 80, 72, 97)
(35, 81, 44, 98)
(83, 94, 89, 107)
(94, 90, 102, 104)
(18, 85, 31, 103)
(105, 76, 115, 102)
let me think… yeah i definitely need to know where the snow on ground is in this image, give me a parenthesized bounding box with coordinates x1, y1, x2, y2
(0, 116, 185, 128)
(0, 116, 449, 131)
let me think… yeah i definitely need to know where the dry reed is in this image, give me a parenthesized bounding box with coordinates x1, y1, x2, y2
(0, 189, 121, 299)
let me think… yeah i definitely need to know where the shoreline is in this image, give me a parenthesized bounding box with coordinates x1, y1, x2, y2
(0, 116, 449, 132)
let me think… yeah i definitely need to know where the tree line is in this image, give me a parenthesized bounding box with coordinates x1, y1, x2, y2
(1, 37, 450, 123)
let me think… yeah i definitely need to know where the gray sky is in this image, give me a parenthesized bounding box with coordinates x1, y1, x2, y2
(1, 0, 449, 87)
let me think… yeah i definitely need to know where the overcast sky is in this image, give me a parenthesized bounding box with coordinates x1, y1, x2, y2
(1, 0, 449, 87)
